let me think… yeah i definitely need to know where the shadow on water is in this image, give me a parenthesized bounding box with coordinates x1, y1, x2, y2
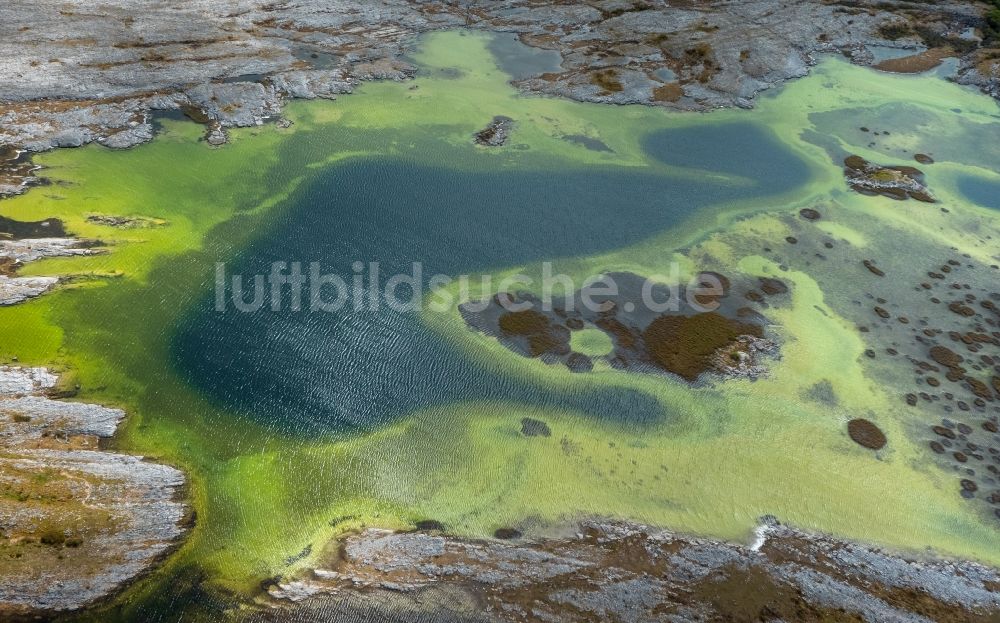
(643, 123, 811, 189)
(486, 32, 564, 80)
(172, 122, 810, 436)
(957, 174, 1000, 211)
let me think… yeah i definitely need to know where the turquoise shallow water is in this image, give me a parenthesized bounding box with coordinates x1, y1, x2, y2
(172, 122, 810, 436)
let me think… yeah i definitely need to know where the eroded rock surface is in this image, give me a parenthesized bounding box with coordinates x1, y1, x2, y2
(0, 366, 188, 619)
(265, 519, 1000, 622)
(461, 271, 779, 383)
(1, 0, 998, 185)
(0, 237, 99, 305)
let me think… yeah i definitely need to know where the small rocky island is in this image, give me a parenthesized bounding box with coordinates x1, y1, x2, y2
(1, 0, 1000, 620)
(461, 271, 781, 382)
(844, 154, 935, 202)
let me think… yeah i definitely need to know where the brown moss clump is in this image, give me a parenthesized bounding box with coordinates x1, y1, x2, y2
(929, 345, 963, 368)
(528, 332, 566, 357)
(642, 312, 762, 381)
(873, 48, 952, 74)
(0, 257, 17, 276)
(652, 82, 684, 102)
(497, 310, 569, 357)
(595, 316, 639, 349)
(498, 310, 550, 335)
(967, 377, 995, 401)
(844, 155, 868, 171)
(38, 527, 66, 547)
(759, 278, 788, 296)
(863, 260, 885, 277)
(591, 69, 624, 93)
(848, 419, 887, 450)
(948, 301, 976, 317)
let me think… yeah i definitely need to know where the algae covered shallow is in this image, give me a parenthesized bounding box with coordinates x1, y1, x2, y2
(1, 30, 999, 619)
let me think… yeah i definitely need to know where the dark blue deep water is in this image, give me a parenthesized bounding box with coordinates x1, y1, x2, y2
(172, 123, 810, 435)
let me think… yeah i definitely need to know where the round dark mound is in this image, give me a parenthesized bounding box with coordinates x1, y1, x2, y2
(929, 345, 963, 368)
(914, 153, 934, 165)
(759, 277, 788, 296)
(799, 208, 821, 220)
(848, 418, 887, 450)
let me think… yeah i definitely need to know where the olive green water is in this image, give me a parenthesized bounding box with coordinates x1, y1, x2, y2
(2, 31, 1000, 620)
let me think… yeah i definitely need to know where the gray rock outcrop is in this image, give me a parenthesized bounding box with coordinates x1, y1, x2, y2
(0, 366, 189, 619)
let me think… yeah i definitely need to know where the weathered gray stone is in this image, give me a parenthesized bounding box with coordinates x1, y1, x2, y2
(0, 368, 188, 618)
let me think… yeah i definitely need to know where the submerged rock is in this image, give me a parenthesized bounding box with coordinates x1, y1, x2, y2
(474, 116, 514, 147)
(847, 418, 888, 450)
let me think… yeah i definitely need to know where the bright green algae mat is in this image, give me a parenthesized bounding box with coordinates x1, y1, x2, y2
(1, 30, 1000, 618)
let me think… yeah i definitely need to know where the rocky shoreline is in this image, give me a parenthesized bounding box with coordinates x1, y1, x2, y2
(0, 234, 101, 305)
(262, 518, 1000, 622)
(0, 366, 188, 620)
(1, 0, 999, 197)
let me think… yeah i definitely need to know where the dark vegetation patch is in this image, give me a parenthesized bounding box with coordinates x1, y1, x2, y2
(590, 69, 624, 93)
(848, 418, 888, 449)
(643, 313, 764, 382)
(520, 417, 551, 438)
(561, 134, 613, 152)
(499, 310, 550, 336)
(652, 82, 684, 102)
(873, 48, 952, 74)
(414, 520, 445, 532)
(843, 154, 935, 202)
(493, 528, 522, 540)
(0, 215, 66, 239)
(799, 208, 821, 220)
